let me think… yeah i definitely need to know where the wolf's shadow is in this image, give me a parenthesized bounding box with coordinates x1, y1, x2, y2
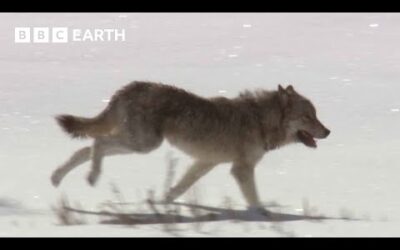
(64, 201, 353, 225)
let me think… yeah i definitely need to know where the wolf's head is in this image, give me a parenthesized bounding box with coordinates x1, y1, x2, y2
(278, 85, 330, 148)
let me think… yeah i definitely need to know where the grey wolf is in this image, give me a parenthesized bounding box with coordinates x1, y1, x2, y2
(51, 81, 330, 213)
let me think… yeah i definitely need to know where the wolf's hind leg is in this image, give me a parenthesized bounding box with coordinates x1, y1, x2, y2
(86, 137, 133, 186)
(51, 146, 91, 187)
(86, 139, 104, 186)
(165, 161, 216, 203)
(52, 137, 132, 187)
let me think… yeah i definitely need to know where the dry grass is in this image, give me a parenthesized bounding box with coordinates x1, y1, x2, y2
(51, 152, 363, 236)
(52, 194, 86, 226)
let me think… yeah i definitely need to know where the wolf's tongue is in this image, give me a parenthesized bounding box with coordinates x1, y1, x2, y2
(297, 131, 317, 148)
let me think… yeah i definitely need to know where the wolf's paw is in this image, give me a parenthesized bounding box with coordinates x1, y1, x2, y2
(87, 170, 100, 186)
(164, 188, 179, 204)
(51, 170, 62, 187)
(247, 206, 271, 218)
(163, 194, 175, 204)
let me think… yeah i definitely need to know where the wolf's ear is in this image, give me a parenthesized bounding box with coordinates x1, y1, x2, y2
(286, 85, 295, 94)
(278, 84, 285, 93)
(278, 84, 289, 107)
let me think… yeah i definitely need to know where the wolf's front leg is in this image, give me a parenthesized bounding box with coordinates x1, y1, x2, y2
(231, 162, 270, 216)
(164, 161, 216, 203)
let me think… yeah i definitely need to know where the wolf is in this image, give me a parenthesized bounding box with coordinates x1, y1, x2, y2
(51, 81, 330, 213)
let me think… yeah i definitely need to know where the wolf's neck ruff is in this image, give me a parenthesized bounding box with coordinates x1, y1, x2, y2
(236, 90, 288, 151)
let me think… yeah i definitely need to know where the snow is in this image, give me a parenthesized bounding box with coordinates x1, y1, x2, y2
(1, 13, 400, 237)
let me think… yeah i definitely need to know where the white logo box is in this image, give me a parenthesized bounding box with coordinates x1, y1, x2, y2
(15, 27, 68, 43)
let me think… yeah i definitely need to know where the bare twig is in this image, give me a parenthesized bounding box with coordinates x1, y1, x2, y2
(52, 194, 86, 226)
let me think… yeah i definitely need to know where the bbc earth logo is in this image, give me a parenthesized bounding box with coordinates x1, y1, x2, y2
(15, 27, 126, 43)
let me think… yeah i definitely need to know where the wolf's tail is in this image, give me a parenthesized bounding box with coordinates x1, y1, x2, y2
(55, 105, 118, 139)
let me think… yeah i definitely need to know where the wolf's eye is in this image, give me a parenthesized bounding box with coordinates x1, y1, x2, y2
(302, 115, 312, 122)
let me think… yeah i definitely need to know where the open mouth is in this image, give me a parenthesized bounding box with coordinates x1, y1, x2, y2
(297, 130, 317, 148)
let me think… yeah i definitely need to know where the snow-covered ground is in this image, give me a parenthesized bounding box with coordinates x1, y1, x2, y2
(1, 13, 400, 237)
